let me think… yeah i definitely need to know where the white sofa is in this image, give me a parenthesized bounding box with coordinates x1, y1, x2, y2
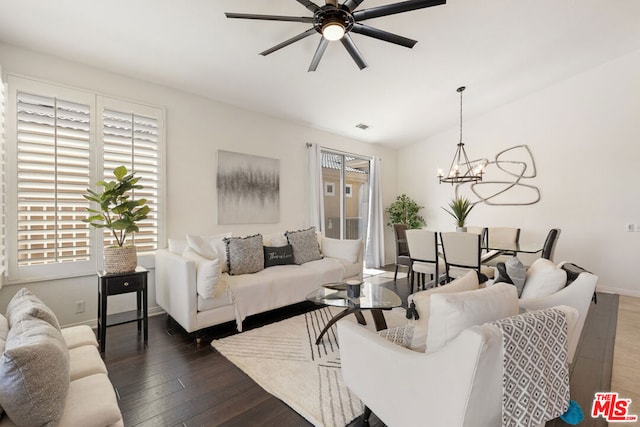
(0, 289, 122, 427)
(155, 231, 363, 334)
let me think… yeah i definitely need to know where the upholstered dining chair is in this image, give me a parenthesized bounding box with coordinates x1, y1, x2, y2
(440, 231, 494, 281)
(392, 224, 412, 281)
(405, 229, 446, 292)
(482, 227, 521, 267)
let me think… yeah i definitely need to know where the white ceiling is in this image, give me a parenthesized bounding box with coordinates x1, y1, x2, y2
(1, 0, 639, 148)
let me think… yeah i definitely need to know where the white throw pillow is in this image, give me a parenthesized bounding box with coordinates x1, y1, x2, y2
(320, 237, 361, 264)
(520, 258, 567, 299)
(182, 247, 221, 299)
(263, 233, 288, 247)
(186, 232, 232, 272)
(407, 271, 479, 352)
(426, 282, 519, 354)
(168, 238, 188, 255)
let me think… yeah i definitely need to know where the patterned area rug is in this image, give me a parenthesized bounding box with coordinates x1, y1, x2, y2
(211, 307, 367, 427)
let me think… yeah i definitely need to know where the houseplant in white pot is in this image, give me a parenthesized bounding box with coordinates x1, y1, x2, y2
(84, 166, 150, 273)
(443, 196, 474, 231)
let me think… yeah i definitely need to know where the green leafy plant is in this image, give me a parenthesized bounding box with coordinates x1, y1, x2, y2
(442, 196, 474, 228)
(386, 194, 425, 229)
(83, 166, 150, 247)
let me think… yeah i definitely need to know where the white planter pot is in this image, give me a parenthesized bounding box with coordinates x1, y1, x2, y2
(456, 226, 467, 232)
(104, 245, 137, 274)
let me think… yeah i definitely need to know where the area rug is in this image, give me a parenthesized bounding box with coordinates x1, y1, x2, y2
(211, 307, 368, 427)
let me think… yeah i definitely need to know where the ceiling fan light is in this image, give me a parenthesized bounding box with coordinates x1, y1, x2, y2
(322, 22, 345, 41)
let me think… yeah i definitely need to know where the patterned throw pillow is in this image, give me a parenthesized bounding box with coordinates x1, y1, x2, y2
(263, 245, 295, 268)
(505, 256, 527, 296)
(285, 227, 322, 265)
(224, 234, 265, 275)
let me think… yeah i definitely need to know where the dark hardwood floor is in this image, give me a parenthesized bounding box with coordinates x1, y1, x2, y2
(103, 273, 617, 427)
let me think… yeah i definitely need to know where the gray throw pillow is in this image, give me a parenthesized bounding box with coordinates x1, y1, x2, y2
(6, 288, 61, 330)
(224, 234, 265, 275)
(285, 227, 323, 265)
(0, 318, 70, 427)
(506, 256, 527, 297)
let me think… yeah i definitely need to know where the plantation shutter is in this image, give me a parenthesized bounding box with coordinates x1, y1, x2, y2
(15, 92, 91, 265)
(102, 108, 159, 253)
(0, 70, 6, 277)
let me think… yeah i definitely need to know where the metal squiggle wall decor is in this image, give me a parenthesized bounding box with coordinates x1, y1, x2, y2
(455, 145, 541, 206)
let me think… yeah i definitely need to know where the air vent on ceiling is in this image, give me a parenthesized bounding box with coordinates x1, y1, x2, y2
(355, 123, 370, 130)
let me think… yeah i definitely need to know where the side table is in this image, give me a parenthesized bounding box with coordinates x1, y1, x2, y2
(97, 266, 148, 356)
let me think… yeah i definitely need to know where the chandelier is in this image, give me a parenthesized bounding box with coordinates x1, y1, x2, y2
(438, 86, 484, 184)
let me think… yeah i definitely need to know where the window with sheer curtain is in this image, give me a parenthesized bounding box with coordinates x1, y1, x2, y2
(5, 76, 165, 282)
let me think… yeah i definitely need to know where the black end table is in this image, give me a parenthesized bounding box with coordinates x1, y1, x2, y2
(97, 266, 148, 356)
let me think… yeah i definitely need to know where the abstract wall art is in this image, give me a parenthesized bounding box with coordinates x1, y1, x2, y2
(217, 150, 280, 224)
(456, 145, 541, 206)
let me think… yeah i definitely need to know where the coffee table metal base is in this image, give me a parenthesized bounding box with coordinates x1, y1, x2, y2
(315, 308, 388, 345)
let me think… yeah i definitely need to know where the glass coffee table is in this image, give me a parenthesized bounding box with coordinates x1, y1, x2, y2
(306, 282, 402, 344)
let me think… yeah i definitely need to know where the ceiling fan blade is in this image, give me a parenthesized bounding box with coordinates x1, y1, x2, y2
(353, 0, 445, 21)
(308, 38, 329, 71)
(343, 0, 365, 12)
(225, 12, 314, 23)
(260, 28, 317, 56)
(296, 0, 320, 13)
(351, 23, 417, 48)
(340, 34, 368, 70)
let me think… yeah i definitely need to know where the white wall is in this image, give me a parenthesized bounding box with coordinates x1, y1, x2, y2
(399, 49, 640, 296)
(0, 43, 399, 326)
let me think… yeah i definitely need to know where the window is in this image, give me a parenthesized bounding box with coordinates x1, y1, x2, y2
(5, 76, 165, 282)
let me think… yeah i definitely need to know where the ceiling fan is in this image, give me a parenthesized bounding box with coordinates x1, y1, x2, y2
(226, 0, 446, 71)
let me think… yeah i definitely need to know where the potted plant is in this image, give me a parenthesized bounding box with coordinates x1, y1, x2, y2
(442, 196, 474, 231)
(386, 194, 425, 229)
(84, 166, 150, 273)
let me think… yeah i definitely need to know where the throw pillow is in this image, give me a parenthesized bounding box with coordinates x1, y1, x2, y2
(285, 227, 323, 265)
(0, 317, 70, 427)
(378, 324, 414, 349)
(320, 237, 361, 264)
(186, 232, 232, 273)
(263, 245, 295, 268)
(426, 282, 519, 354)
(6, 288, 60, 330)
(182, 248, 222, 299)
(407, 270, 479, 352)
(520, 258, 567, 299)
(494, 262, 514, 285)
(0, 314, 8, 354)
(168, 238, 188, 255)
(224, 234, 265, 275)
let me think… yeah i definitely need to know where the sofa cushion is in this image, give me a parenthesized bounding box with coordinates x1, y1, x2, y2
(263, 245, 295, 268)
(183, 248, 222, 299)
(59, 373, 123, 427)
(426, 282, 519, 354)
(6, 288, 60, 330)
(0, 314, 8, 355)
(263, 232, 288, 247)
(186, 232, 232, 272)
(408, 271, 479, 352)
(520, 258, 567, 299)
(321, 237, 361, 264)
(69, 345, 108, 381)
(0, 317, 70, 427)
(286, 227, 322, 265)
(61, 325, 99, 350)
(224, 234, 265, 275)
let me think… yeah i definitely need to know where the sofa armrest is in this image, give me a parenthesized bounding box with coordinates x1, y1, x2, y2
(154, 249, 199, 332)
(337, 320, 503, 427)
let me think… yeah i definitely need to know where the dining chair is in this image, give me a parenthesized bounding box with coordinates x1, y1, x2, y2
(465, 226, 487, 246)
(440, 231, 495, 281)
(482, 227, 521, 267)
(392, 224, 412, 281)
(405, 229, 446, 292)
(541, 228, 561, 261)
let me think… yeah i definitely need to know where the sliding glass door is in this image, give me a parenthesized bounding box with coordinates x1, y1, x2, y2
(321, 150, 371, 241)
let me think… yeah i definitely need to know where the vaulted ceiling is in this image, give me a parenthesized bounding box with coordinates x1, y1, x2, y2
(1, 0, 639, 147)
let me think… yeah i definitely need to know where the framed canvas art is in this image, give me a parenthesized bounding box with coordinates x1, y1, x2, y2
(217, 150, 280, 224)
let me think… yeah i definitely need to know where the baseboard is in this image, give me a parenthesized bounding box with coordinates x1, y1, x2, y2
(596, 285, 640, 298)
(62, 306, 166, 329)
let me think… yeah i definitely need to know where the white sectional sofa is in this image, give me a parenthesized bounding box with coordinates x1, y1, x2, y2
(155, 228, 363, 334)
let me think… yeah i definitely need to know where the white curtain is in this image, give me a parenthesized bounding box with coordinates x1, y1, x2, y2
(308, 143, 324, 232)
(365, 157, 385, 268)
